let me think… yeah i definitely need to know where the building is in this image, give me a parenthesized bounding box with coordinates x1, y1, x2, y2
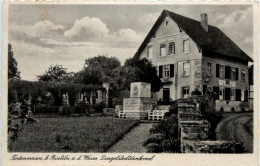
(134, 10, 253, 112)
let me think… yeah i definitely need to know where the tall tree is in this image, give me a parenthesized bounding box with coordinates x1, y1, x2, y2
(37, 64, 73, 82)
(117, 57, 162, 92)
(72, 55, 121, 85)
(8, 44, 20, 79)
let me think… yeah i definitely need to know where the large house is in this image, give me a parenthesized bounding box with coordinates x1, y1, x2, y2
(134, 10, 253, 112)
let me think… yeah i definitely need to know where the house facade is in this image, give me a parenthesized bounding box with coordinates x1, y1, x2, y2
(134, 10, 253, 112)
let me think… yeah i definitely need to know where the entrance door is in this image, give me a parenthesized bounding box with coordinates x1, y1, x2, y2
(163, 88, 170, 101)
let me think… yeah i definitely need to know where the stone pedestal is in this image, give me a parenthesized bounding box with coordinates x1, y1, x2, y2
(130, 82, 151, 98)
(123, 96, 156, 119)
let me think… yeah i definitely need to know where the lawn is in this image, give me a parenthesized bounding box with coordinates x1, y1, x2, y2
(8, 117, 139, 152)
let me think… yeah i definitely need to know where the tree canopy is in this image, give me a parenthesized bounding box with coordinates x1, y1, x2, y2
(37, 64, 73, 82)
(117, 57, 162, 92)
(72, 55, 121, 85)
(8, 44, 20, 79)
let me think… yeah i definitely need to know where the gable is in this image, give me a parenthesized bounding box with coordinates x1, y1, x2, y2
(154, 17, 181, 38)
(134, 10, 253, 62)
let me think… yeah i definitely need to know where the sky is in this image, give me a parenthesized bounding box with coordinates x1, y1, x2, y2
(8, 4, 253, 81)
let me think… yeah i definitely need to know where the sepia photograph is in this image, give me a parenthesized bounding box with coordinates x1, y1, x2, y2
(5, 3, 257, 157)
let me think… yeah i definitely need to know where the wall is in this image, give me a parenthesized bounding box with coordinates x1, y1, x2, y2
(202, 56, 249, 91)
(139, 16, 203, 101)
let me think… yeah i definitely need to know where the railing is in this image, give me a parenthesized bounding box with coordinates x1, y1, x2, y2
(118, 111, 126, 118)
(148, 110, 168, 121)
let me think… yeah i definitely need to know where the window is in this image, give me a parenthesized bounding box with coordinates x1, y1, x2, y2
(169, 42, 175, 55)
(230, 89, 235, 100)
(183, 40, 190, 53)
(219, 88, 224, 100)
(182, 87, 189, 98)
(219, 65, 224, 78)
(148, 46, 153, 58)
(164, 65, 170, 78)
(207, 62, 212, 76)
(166, 21, 169, 26)
(159, 64, 174, 78)
(160, 44, 166, 56)
(183, 62, 190, 76)
(241, 70, 245, 81)
(249, 85, 253, 99)
(231, 67, 236, 80)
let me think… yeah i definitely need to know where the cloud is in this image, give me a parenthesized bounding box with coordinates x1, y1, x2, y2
(64, 17, 109, 41)
(10, 20, 65, 39)
(64, 16, 144, 48)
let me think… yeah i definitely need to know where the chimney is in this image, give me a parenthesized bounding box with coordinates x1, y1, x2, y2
(201, 13, 208, 32)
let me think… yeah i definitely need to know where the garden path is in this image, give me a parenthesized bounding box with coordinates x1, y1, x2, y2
(107, 123, 153, 153)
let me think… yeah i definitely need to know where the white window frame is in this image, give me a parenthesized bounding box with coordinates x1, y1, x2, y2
(160, 44, 166, 56)
(219, 88, 224, 100)
(230, 89, 235, 100)
(169, 42, 175, 55)
(183, 62, 190, 76)
(148, 46, 153, 58)
(183, 87, 190, 98)
(241, 69, 246, 82)
(231, 67, 236, 80)
(183, 39, 190, 53)
(163, 65, 170, 78)
(207, 62, 212, 76)
(219, 65, 224, 78)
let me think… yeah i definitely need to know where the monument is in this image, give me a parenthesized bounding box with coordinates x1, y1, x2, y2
(122, 82, 156, 119)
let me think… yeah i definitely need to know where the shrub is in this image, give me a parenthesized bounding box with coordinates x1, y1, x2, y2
(143, 133, 165, 146)
(92, 102, 106, 113)
(191, 88, 202, 96)
(164, 100, 178, 117)
(145, 114, 180, 152)
(201, 112, 223, 140)
(161, 139, 180, 153)
(34, 106, 60, 114)
(146, 143, 161, 153)
(59, 105, 75, 115)
(198, 141, 246, 153)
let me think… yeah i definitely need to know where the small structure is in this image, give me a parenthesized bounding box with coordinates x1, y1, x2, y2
(120, 82, 157, 119)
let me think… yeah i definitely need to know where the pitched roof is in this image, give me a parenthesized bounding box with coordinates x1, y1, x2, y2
(134, 10, 253, 62)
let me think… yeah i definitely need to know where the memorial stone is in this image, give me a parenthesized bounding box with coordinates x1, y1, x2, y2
(122, 82, 156, 119)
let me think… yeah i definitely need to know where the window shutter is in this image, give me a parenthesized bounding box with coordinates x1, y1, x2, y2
(216, 64, 219, 78)
(159, 66, 163, 78)
(244, 90, 248, 101)
(225, 88, 230, 100)
(236, 68, 239, 80)
(203, 85, 207, 94)
(225, 66, 231, 79)
(170, 64, 174, 77)
(213, 86, 219, 100)
(236, 89, 241, 101)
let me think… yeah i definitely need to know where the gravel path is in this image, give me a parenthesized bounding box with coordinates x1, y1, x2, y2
(215, 113, 253, 152)
(107, 123, 153, 153)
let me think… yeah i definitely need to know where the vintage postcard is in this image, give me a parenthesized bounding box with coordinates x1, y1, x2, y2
(1, 1, 259, 166)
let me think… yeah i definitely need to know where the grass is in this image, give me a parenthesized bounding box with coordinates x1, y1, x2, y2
(8, 117, 139, 152)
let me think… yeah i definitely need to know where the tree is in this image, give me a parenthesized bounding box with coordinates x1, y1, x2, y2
(117, 57, 162, 92)
(72, 55, 121, 85)
(8, 44, 20, 79)
(37, 64, 73, 82)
